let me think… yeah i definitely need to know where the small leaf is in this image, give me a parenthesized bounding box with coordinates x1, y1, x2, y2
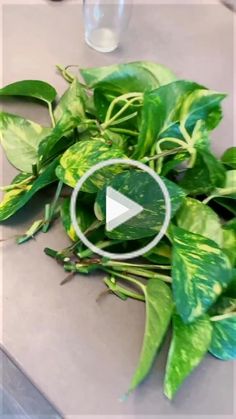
(177, 198, 223, 246)
(129, 280, 173, 392)
(60, 197, 94, 241)
(164, 314, 212, 399)
(17, 219, 44, 244)
(221, 147, 236, 169)
(95, 171, 185, 240)
(0, 112, 50, 172)
(0, 80, 57, 104)
(180, 148, 226, 195)
(209, 313, 236, 360)
(56, 139, 126, 192)
(171, 226, 232, 323)
(180, 89, 226, 132)
(54, 78, 86, 123)
(0, 158, 59, 221)
(213, 170, 236, 199)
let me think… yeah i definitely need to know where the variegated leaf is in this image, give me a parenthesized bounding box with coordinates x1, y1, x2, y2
(164, 314, 212, 399)
(171, 226, 232, 323)
(129, 280, 173, 392)
(95, 171, 185, 240)
(56, 139, 126, 192)
(60, 197, 94, 241)
(209, 313, 236, 360)
(0, 158, 59, 221)
(177, 198, 223, 246)
(0, 112, 50, 172)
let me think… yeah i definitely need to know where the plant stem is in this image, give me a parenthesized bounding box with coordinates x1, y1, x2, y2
(48, 102, 56, 128)
(108, 111, 138, 127)
(142, 147, 184, 163)
(104, 268, 146, 292)
(103, 260, 171, 270)
(210, 312, 236, 322)
(104, 93, 143, 126)
(104, 276, 145, 302)
(109, 127, 139, 137)
(43, 180, 63, 232)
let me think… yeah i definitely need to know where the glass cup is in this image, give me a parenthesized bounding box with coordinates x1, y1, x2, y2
(83, 0, 133, 53)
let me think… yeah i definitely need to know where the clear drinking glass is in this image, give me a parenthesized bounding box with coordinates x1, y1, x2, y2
(83, 0, 133, 53)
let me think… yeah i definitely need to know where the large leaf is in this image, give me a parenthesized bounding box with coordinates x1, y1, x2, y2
(80, 61, 176, 91)
(0, 80, 57, 104)
(95, 171, 185, 240)
(129, 279, 173, 392)
(171, 226, 232, 323)
(176, 198, 223, 246)
(0, 158, 59, 221)
(56, 139, 126, 192)
(209, 313, 236, 360)
(133, 80, 203, 158)
(179, 148, 226, 195)
(164, 314, 212, 399)
(221, 147, 236, 169)
(60, 197, 94, 241)
(0, 112, 50, 172)
(54, 78, 86, 123)
(180, 89, 225, 133)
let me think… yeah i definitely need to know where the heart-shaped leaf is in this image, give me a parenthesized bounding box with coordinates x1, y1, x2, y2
(95, 171, 185, 240)
(56, 139, 126, 192)
(0, 158, 59, 221)
(80, 61, 176, 91)
(0, 112, 50, 172)
(171, 226, 232, 323)
(177, 198, 223, 246)
(209, 313, 236, 360)
(0, 80, 57, 104)
(54, 78, 86, 123)
(164, 314, 212, 399)
(129, 279, 173, 392)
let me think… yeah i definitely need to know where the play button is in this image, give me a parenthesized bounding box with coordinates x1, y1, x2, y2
(106, 186, 143, 232)
(70, 158, 171, 260)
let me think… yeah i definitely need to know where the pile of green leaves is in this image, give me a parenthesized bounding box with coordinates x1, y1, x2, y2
(0, 61, 235, 399)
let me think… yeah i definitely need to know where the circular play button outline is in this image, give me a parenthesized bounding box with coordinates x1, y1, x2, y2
(70, 158, 171, 260)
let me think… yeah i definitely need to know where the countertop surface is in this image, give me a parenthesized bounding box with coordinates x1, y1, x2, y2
(0, 2, 235, 418)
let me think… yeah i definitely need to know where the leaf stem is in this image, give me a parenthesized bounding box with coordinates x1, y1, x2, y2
(104, 93, 143, 127)
(43, 180, 63, 232)
(104, 268, 146, 292)
(48, 102, 56, 128)
(210, 312, 236, 322)
(104, 276, 145, 302)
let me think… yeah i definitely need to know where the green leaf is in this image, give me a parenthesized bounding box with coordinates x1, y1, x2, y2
(80, 61, 176, 91)
(180, 89, 225, 132)
(177, 197, 223, 246)
(0, 80, 57, 104)
(129, 280, 173, 392)
(209, 313, 236, 360)
(0, 158, 59, 221)
(164, 314, 212, 399)
(179, 148, 226, 195)
(133, 80, 203, 158)
(171, 226, 232, 323)
(16, 219, 44, 244)
(95, 171, 185, 240)
(56, 139, 126, 192)
(54, 78, 86, 123)
(0, 112, 50, 172)
(60, 197, 94, 241)
(221, 147, 236, 169)
(222, 226, 236, 267)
